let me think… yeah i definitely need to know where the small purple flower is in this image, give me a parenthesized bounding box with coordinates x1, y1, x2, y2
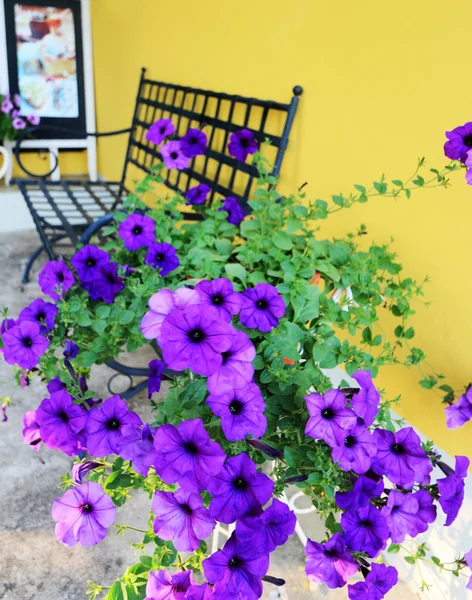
(240, 283, 285, 332)
(371, 427, 432, 487)
(153, 418, 226, 492)
(72, 460, 102, 484)
(22, 409, 42, 450)
(1, 97, 13, 113)
(236, 498, 296, 552)
(305, 532, 358, 589)
(0, 318, 15, 334)
(444, 122, 472, 163)
(180, 128, 207, 158)
(82, 262, 125, 303)
(206, 382, 267, 441)
(161, 140, 190, 170)
(331, 420, 377, 474)
(47, 376, 67, 394)
(2, 321, 49, 369)
(12, 109, 20, 118)
(36, 389, 87, 455)
(206, 330, 255, 394)
(445, 388, 472, 429)
(145, 570, 195, 600)
(336, 475, 384, 510)
(118, 213, 155, 251)
(71, 244, 110, 282)
(412, 489, 437, 535)
(85, 395, 142, 457)
(195, 278, 241, 321)
(12, 117, 26, 130)
(305, 389, 357, 447)
(27, 114, 40, 125)
(438, 455, 470, 526)
(185, 183, 211, 205)
(19, 298, 58, 332)
(207, 452, 274, 524)
(119, 423, 157, 477)
(348, 563, 398, 600)
(148, 359, 165, 399)
(203, 533, 269, 600)
(63, 340, 79, 359)
(228, 129, 258, 162)
(350, 370, 380, 426)
(145, 242, 179, 275)
(341, 505, 389, 557)
(159, 304, 235, 376)
(381, 490, 419, 543)
(52, 481, 116, 547)
(219, 196, 245, 225)
(140, 287, 200, 342)
(152, 488, 215, 552)
(146, 118, 175, 146)
(38, 260, 75, 301)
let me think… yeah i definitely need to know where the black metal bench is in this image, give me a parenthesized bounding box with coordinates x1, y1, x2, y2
(14, 67, 303, 284)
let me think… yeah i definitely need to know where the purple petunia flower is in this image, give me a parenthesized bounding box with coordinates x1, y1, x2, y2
(185, 183, 211, 205)
(82, 262, 125, 303)
(118, 213, 155, 251)
(206, 382, 267, 442)
(146, 118, 175, 146)
(341, 504, 389, 557)
(331, 419, 377, 474)
(119, 423, 157, 476)
(22, 409, 42, 451)
(350, 370, 381, 426)
(465, 151, 472, 185)
(153, 418, 226, 492)
(236, 498, 296, 552)
(348, 563, 398, 600)
(38, 260, 75, 301)
(444, 122, 472, 163)
(145, 242, 179, 275)
(445, 388, 472, 429)
(438, 455, 470, 526)
(27, 114, 40, 125)
(36, 389, 87, 455)
(336, 475, 384, 510)
(161, 140, 190, 170)
(152, 488, 215, 552)
(71, 244, 110, 282)
(207, 452, 274, 524)
(228, 129, 258, 162)
(52, 481, 116, 547)
(0, 318, 15, 334)
(219, 196, 245, 225)
(203, 533, 269, 600)
(2, 321, 49, 369)
(145, 570, 195, 600)
(85, 395, 142, 457)
(240, 283, 285, 332)
(370, 427, 432, 487)
(195, 278, 241, 321)
(72, 460, 103, 484)
(159, 304, 234, 376)
(12, 117, 26, 130)
(381, 489, 419, 543)
(1, 97, 13, 113)
(148, 359, 165, 399)
(412, 489, 437, 535)
(180, 128, 208, 158)
(63, 340, 79, 359)
(206, 329, 255, 394)
(305, 389, 357, 447)
(305, 532, 358, 589)
(19, 298, 58, 333)
(141, 287, 200, 342)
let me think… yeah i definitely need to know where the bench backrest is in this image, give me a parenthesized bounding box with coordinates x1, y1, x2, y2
(120, 68, 302, 213)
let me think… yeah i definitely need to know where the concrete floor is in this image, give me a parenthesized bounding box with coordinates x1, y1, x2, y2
(0, 230, 418, 600)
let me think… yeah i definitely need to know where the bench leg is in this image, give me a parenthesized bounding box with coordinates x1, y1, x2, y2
(22, 245, 45, 284)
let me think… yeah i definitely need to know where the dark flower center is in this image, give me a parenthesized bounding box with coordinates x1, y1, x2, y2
(170, 151, 179, 160)
(221, 350, 233, 365)
(229, 399, 243, 415)
(211, 294, 224, 306)
(240, 139, 249, 148)
(181, 503, 193, 515)
(360, 519, 373, 528)
(391, 443, 405, 455)
(321, 407, 335, 420)
(233, 477, 249, 491)
(189, 136, 197, 145)
(132, 225, 143, 235)
(464, 134, 472, 147)
(188, 328, 205, 343)
(160, 126, 166, 134)
(82, 503, 93, 514)
(37, 312, 46, 321)
(256, 299, 268, 309)
(106, 273, 116, 284)
(183, 441, 199, 455)
(155, 253, 165, 262)
(172, 586, 186, 593)
(229, 556, 243, 569)
(22, 337, 33, 348)
(324, 549, 339, 558)
(106, 418, 120, 431)
(57, 273, 65, 282)
(344, 435, 356, 448)
(391, 505, 400, 514)
(58, 411, 69, 423)
(85, 258, 96, 267)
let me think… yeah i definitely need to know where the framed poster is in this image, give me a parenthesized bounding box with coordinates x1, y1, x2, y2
(3, 0, 87, 139)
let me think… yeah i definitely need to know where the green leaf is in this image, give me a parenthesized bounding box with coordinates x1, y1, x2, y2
(387, 543, 401, 554)
(77, 312, 92, 327)
(431, 556, 441, 565)
(76, 351, 98, 368)
(354, 184, 366, 193)
(214, 239, 233, 255)
(225, 263, 247, 285)
(315, 261, 340, 282)
(331, 194, 344, 207)
(96, 305, 111, 319)
(272, 231, 293, 251)
(284, 447, 301, 468)
(292, 286, 320, 322)
(105, 581, 125, 600)
(404, 327, 415, 339)
(180, 380, 207, 407)
(118, 310, 135, 325)
(404, 556, 416, 564)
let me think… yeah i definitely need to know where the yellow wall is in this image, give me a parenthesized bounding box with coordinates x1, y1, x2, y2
(90, 0, 472, 458)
